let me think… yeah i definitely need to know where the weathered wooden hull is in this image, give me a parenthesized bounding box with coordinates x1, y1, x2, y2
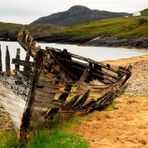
(0, 74, 30, 137)
(0, 31, 132, 141)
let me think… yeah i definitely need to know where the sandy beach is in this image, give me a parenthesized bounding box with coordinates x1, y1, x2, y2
(76, 54, 148, 148)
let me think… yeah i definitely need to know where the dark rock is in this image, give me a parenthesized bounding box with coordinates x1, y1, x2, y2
(35, 34, 72, 43)
(35, 35, 94, 44)
(67, 36, 94, 44)
(86, 37, 148, 49)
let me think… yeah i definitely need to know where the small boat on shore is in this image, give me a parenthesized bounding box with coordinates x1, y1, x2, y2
(0, 31, 132, 141)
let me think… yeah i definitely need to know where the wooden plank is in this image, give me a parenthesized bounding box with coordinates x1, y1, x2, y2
(49, 50, 78, 80)
(12, 59, 34, 67)
(45, 85, 72, 119)
(64, 95, 80, 110)
(79, 68, 90, 82)
(72, 90, 90, 111)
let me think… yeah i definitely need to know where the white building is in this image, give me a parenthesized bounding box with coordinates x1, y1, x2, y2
(133, 11, 141, 16)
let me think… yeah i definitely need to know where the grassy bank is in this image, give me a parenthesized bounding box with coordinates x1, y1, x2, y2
(0, 130, 89, 148)
(0, 116, 89, 148)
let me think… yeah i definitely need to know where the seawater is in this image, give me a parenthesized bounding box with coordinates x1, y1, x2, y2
(0, 41, 147, 70)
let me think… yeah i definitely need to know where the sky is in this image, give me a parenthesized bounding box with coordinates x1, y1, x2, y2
(0, 0, 148, 24)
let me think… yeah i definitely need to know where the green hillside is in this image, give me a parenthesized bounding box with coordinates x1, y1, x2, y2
(0, 22, 61, 39)
(0, 14, 148, 40)
(61, 16, 148, 38)
(25, 24, 62, 37)
(0, 22, 22, 38)
(141, 8, 148, 15)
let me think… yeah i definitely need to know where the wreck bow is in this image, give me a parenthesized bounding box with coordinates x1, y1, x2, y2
(0, 30, 131, 141)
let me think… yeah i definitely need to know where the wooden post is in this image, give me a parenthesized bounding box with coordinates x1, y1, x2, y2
(20, 49, 44, 142)
(15, 48, 20, 72)
(0, 45, 2, 72)
(24, 51, 31, 75)
(25, 51, 30, 61)
(5, 46, 10, 74)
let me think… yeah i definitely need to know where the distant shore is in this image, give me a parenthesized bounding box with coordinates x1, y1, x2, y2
(27, 35, 148, 49)
(1, 35, 148, 49)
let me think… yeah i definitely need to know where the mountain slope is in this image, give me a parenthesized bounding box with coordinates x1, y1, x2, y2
(31, 5, 129, 26)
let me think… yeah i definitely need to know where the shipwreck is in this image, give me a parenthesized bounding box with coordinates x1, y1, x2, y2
(0, 31, 131, 141)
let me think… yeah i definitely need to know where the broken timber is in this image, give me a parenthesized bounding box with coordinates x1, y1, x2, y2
(0, 30, 132, 141)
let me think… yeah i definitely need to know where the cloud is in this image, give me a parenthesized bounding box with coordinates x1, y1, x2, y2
(0, 0, 147, 24)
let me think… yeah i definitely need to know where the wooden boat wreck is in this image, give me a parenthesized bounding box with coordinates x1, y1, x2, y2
(0, 31, 132, 141)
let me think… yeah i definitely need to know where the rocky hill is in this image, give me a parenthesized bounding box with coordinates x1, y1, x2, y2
(31, 5, 129, 26)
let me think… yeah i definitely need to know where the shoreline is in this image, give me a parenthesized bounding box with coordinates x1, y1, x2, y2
(34, 35, 148, 50)
(102, 54, 148, 66)
(1, 36, 148, 50)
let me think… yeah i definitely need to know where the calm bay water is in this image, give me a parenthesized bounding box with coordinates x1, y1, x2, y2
(0, 41, 148, 70)
(40, 43, 148, 61)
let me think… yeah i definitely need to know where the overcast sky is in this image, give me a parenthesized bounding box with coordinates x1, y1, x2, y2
(0, 0, 148, 24)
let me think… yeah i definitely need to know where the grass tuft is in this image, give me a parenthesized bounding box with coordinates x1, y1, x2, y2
(0, 116, 89, 148)
(0, 130, 18, 148)
(27, 130, 89, 148)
